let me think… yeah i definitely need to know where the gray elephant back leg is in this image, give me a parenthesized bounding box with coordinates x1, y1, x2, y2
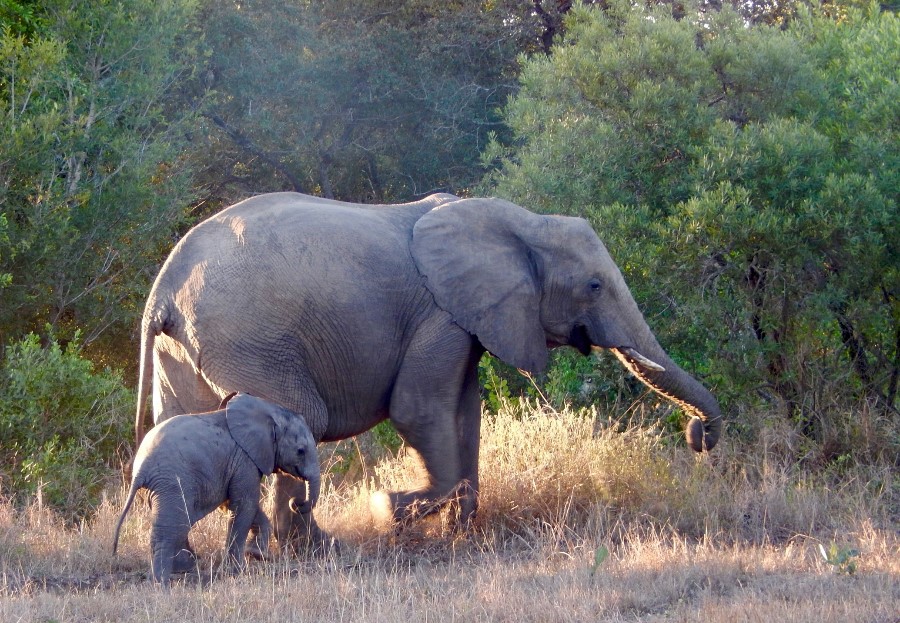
(153, 333, 221, 423)
(149, 512, 191, 585)
(272, 473, 324, 551)
(146, 483, 198, 583)
(245, 505, 273, 561)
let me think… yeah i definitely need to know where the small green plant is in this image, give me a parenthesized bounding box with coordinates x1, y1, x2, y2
(818, 542, 860, 575)
(590, 545, 610, 578)
(479, 355, 513, 413)
(372, 420, 403, 455)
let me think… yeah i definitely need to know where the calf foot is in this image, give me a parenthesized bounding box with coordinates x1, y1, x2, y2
(171, 547, 198, 573)
(245, 536, 271, 561)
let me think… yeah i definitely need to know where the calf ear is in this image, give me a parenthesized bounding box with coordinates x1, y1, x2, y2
(225, 393, 275, 474)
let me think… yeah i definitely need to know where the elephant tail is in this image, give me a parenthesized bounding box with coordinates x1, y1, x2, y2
(135, 316, 155, 449)
(112, 477, 143, 555)
(135, 300, 169, 449)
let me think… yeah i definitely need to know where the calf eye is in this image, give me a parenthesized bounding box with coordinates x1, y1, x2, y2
(588, 278, 602, 293)
(297, 447, 306, 457)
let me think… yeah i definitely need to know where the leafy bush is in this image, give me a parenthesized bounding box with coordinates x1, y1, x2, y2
(371, 420, 404, 455)
(484, 1, 899, 456)
(0, 331, 133, 517)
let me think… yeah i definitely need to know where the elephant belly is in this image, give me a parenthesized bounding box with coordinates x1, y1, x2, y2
(193, 326, 403, 443)
(320, 406, 390, 443)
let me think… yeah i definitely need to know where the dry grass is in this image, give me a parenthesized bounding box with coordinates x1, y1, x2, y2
(1, 404, 897, 622)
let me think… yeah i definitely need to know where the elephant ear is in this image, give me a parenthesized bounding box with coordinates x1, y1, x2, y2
(411, 198, 548, 374)
(225, 393, 275, 475)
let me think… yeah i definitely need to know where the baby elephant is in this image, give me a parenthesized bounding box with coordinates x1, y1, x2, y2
(113, 393, 320, 585)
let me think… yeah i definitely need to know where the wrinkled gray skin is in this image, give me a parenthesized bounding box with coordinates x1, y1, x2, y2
(114, 393, 320, 585)
(135, 193, 722, 547)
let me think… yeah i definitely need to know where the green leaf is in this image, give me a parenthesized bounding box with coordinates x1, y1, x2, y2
(590, 545, 610, 576)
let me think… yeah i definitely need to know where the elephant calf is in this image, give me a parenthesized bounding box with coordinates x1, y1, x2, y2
(113, 393, 320, 586)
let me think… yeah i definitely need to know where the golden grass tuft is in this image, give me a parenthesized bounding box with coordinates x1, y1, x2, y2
(1, 402, 897, 621)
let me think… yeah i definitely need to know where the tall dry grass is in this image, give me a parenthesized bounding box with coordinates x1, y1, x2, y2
(1, 403, 897, 622)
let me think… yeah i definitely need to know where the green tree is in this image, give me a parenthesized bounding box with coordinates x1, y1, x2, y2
(485, 2, 898, 447)
(187, 0, 546, 205)
(0, 0, 200, 366)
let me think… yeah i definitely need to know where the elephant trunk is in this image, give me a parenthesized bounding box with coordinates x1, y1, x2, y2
(306, 472, 321, 510)
(606, 341, 722, 451)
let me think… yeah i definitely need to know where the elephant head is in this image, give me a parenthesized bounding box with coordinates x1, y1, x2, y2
(411, 198, 722, 451)
(225, 393, 321, 506)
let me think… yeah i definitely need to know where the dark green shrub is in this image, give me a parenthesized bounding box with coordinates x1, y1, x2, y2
(0, 331, 132, 517)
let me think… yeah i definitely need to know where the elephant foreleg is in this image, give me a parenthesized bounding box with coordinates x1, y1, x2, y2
(379, 317, 472, 526)
(453, 347, 485, 530)
(224, 502, 257, 574)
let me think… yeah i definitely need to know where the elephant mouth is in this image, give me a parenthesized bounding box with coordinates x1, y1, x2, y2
(568, 324, 593, 356)
(556, 325, 667, 374)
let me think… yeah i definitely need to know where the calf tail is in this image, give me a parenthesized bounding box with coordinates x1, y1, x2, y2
(112, 478, 142, 555)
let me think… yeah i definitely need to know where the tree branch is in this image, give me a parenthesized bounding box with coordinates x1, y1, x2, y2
(205, 113, 307, 193)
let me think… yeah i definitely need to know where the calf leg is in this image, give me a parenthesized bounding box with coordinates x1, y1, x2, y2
(245, 506, 273, 561)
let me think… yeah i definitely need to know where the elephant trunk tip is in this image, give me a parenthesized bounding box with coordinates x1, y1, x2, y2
(288, 497, 312, 515)
(686, 415, 720, 452)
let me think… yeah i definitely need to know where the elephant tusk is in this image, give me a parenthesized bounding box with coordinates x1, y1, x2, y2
(590, 345, 666, 372)
(617, 347, 666, 372)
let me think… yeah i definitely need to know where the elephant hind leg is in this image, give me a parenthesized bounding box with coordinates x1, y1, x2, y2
(170, 540, 198, 573)
(150, 526, 189, 586)
(273, 474, 332, 553)
(153, 335, 221, 421)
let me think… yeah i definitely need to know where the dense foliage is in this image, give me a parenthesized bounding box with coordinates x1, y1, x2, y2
(0, 332, 132, 515)
(485, 1, 898, 453)
(186, 0, 552, 207)
(0, 0, 199, 363)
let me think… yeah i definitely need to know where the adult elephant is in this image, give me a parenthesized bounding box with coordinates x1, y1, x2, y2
(135, 192, 722, 546)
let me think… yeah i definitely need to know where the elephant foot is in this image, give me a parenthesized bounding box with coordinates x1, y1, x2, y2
(370, 491, 438, 529)
(225, 553, 247, 576)
(274, 505, 338, 556)
(245, 537, 272, 561)
(273, 474, 335, 556)
(447, 480, 478, 533)
(371, 482, 478, 533)
(277, 516, 339, 556)
(171, 547, 198, 574)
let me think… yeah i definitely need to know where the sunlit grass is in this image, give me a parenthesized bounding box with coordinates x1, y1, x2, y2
(1, 402, 897, 622)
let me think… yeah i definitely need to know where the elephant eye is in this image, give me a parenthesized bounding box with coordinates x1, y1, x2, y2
(588, 278, 602, 294)
(297, 447, 306, 457)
